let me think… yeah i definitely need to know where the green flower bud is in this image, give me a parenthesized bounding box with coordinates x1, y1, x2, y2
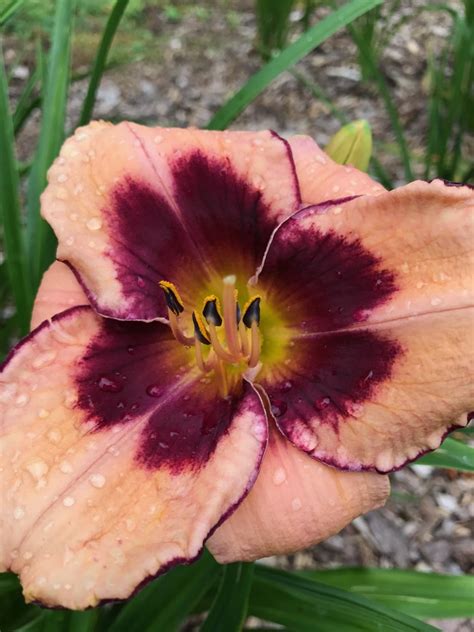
(324, 120, 372, 172)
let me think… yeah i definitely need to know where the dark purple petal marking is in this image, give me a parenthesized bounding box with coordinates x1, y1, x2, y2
(171, 151, 276, 277)
(75, 317, 256, 472)
(261, 329, 401, 445)
(138, 381, 263, 472)
(258, 206, 398, 332)
(101, 148, 292, 319)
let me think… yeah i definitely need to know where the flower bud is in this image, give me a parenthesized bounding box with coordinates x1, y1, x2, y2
(324, 120, 372, 172)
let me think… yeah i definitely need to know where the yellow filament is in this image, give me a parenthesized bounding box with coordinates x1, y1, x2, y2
(222, 275, 241, 357)
(194, 337, 210, 372)
(239, 321, 250, 355)
(208, 323, 238, 364)
(248, 321, 261, 368)
(213, 357, 229, 398)
(168, 310, 194, 346)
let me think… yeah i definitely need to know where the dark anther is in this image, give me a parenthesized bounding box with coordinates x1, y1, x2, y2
(158, 281, 184, 316)
(192, 311, 211, 345)
(242, 296, 261, 328)
(202, 296, 223, 326)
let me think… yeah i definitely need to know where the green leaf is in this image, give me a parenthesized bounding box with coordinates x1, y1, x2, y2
(299, 568, 474, 619)
(27, 0, 75, 289)
(0, 573, 43, 632)
(0, 44, 32, 334)
(250, 565, 438, 631)
(201, 563, 254, 632)
(415, 436, 474, 472)
(109, 551, 219, 632)
(0, 0, 26, 26)
(78, 0, 130, 127)
(207, 0, 383, 130)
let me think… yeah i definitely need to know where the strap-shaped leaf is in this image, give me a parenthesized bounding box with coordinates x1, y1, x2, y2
(201, 563, 254, 632)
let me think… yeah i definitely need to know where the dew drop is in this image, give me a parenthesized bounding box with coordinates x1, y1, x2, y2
(98, 376, 123, 393)
(136, 276, 145, 288)
(316, 397, 331, 409)
(146, 383, 162, 397)
(32, 350, 56, 369)
(66, 236, 75, 246)
(89, 473, 106, 488)
(63, 496, 75, 507)
(127, 345, 135, 354)
(158, 441, 169, 450)
(279, 380, 293, 393)
(23, 551, 33, 560)
(270, 400, 287, 418)
(291, 497, 302, 511)
(86, 217, 102, 231)
(13, 506, 25, 520)
(59, 460, 73, 474)
(431, 297, 442, 306)
(272, 467, 287, 485)
(15, 393, 29, 407)
(153, 134, 163, 144)
(26, 459, 49, 481)
(57, 173, 68, 183)
(48, 429, 62, 444)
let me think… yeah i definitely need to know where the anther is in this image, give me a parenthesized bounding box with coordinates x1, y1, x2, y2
(202, 296, 223, 327)
(242, 296, 261, 328)
(192, 311, 211, 345)
(158, 280, 184, 316)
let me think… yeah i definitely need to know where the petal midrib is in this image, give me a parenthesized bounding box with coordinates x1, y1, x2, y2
(291, 304, 474, 339)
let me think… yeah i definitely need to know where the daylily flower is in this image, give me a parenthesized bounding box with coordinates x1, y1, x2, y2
(1, 123, 473, 610)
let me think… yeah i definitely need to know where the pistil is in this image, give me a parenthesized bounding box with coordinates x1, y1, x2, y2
(222, 275, 241, 358)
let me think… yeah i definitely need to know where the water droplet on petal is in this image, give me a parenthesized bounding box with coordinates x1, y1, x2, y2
(272, 467, 287, 485)
(86, 217, 102, 231)
(146, 384, 162, 397)
(48, 429, 62, 444)
(13, 506, 26, 520)
(63, 496, 75, 507)
(15, 394, 29, 407)
(32, 351, 56, 369)
(89, 473, 106, 488)
(136, 276, 145, 288)
(26, 459, 49, 481)
(59, 460, 73, 474)
(98, 376, 123, 393)
(291, 497, 302, 511)
(279, 380, 293, 393)
(271, 400, 287, 418)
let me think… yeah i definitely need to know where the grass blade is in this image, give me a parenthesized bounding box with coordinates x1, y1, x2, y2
(201, 563, 254, 632)
(26, 0, 75, 290)
(414, 436, 474, 472)
(251, 565, 437, 631)
(109, 551, 219, 632)
(0, 44, 32, 334)
(347, 22, 414, 182)
(207, 0, 383, 131)
(78, 0, 130, 127)
(299, 568, 474, 619)
(0, 0, 26, 26)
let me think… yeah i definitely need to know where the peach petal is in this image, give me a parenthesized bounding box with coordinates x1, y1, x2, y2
(0, 308, 267, 608)
(207, 425, 389, 561)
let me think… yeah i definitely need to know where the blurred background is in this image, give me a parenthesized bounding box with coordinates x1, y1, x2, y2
(1, 1, 473, 630)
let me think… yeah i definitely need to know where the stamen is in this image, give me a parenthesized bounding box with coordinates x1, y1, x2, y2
(202, 296, 223, 326)
(158, 280, 185, 315)
(248, 321, 261, 368)
(222, 275, 241, 357)
(168, 310, 194, 346)
(239, 321, 250, 356)
(208, 323, 238, 364)
(192, 311, 211, 345)
(242, 296, 261, 328)
(213, 357, 229, 398)
(194, 337, 211, 373)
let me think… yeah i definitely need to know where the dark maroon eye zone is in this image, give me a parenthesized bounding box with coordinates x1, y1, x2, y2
(104, 149, 282, 320)
(259, 208, 398, 332)
(261, 329, 401, 439)
(74, 316, 253, 473)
